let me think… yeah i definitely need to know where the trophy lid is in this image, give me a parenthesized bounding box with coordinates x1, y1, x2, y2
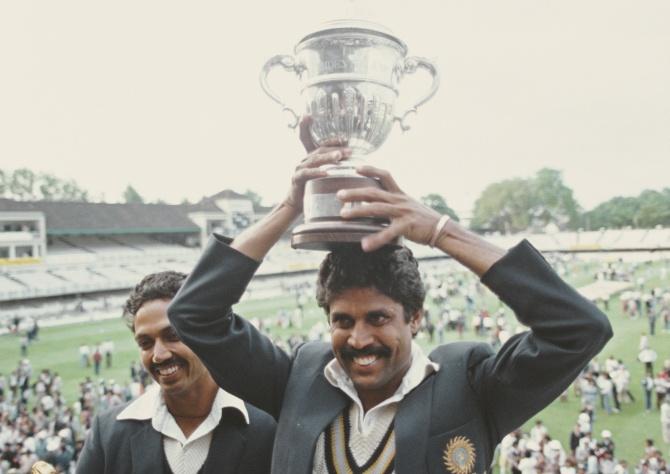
(297, 19, 407, 54)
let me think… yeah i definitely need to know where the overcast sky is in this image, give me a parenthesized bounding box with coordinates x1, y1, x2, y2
(1, 1, 668, 215)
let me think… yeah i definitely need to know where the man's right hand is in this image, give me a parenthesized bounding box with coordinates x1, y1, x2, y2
(283, 117, 352, 213)
(231, 117, 350, 261)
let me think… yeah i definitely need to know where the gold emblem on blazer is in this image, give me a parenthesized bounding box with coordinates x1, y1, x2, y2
(442, 436, 476, 474)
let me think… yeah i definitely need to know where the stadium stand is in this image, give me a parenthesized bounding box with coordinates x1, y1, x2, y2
(2, 195, 670, 314)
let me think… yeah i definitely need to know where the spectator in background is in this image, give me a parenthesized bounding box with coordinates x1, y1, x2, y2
(638, 332, 657, 376)
(78, 344, 90, 368)
(92, 346, 102, 375)
(654, 371, 669, 410)
(569, 424, 581, 455)
(31, 460, 57, 473)
(20, 335, 29, 357)
(598, 372, 616, 415)
(643, 373, 655, 412)
(530, 419, 548, 444)
(101, 340, 114, 368)
(644, 438, 657, 457)
(661, 396, 670, 444)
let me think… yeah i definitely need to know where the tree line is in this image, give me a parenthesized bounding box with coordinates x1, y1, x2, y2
(0, 169, 90, 202)
(2, 168, 668, 233)
(0, 169, 147, 205)
(466, 168, 670, 233)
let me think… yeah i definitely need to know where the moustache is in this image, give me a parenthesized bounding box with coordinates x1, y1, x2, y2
(340, 345, 391, 360)
(151, 357, 183, 372)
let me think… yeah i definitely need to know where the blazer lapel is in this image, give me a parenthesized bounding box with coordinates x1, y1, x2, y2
(201, 411, 247, 474)
(288, 373, 348, 473)
(130, 422, 165, 474)
(395, 374, 435, 474)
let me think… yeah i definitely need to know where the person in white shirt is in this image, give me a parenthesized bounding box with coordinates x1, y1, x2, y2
(661, 396, 670, 444)
(77, 271, 276, 474)
(530, 419, 548, 444)
(517, 450, 537, 474)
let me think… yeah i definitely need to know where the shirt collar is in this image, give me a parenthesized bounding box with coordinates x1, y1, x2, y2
(324, 341, 439, 406)
(117, 383, 249, 425)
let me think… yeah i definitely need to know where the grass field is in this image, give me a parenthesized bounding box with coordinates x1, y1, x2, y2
(1, 256, 668, 468)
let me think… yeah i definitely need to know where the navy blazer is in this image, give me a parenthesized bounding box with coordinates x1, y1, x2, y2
(168, 238, 612, 473)
(76, 400, 276, 473)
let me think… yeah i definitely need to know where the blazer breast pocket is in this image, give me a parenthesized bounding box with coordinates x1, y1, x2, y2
(426, 420, 490, 474)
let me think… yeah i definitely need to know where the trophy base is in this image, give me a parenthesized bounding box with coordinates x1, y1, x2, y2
(291, 174, 399, 251)
(292, 221, 400, 251)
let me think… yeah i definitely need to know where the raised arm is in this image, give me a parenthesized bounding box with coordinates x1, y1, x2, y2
(168, 236, 292, 418)
(168, 120, 351, 418)
(335, 164, 506, 275)
(474, 240, 613, 438)
(232, 117, 351, 261)
(337, 165, 613, 438)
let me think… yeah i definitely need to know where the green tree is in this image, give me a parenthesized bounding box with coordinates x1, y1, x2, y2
(420, 193, 459, 221)
(123, 185, 144, 204)
(635, 189, 670, 227)
(1, 169, 89, 201)
(582, 188, 670, 230)
(529, 168, 581, 230)
(471, 169, 581, 233)
(38, 173, 61, 200)
(59, 179, 89, 201)
(0, 170, 6, 197)
(9, 168, 37, 200)
(470, 178, 534, 233)
(583, 197, 639, 229)
(244, 189, 264, 211)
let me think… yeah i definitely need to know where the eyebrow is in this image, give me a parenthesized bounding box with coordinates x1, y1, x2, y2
(329, 312, 351, 322)
(330, 309, 393, 320)
(134, 325, 177, 341)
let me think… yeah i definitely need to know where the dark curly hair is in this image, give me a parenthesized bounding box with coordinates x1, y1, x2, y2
(316, 245, 425, 322)
(122, 271, 187, 332)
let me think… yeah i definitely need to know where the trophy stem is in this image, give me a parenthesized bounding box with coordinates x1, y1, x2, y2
(291, 173, 396, 251)
(322, 155, 366, 177)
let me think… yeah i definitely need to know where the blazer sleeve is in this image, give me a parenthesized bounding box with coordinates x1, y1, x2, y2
(75, 413, 105, 474)
(470, 239, 613, 439)
(168, 234, 292, 420)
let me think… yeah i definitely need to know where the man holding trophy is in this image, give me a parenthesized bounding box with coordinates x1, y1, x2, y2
(167, 21, 612, 474)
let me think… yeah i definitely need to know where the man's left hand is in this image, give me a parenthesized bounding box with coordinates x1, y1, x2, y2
(336, 165, 441, 252)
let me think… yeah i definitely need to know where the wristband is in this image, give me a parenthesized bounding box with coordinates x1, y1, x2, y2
(428, 215, 450, 248)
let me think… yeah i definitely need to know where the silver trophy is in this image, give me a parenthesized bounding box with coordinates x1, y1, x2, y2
(260, 19, 439, 250)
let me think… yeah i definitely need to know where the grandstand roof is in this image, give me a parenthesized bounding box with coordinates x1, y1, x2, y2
(0, 199, 204, 235)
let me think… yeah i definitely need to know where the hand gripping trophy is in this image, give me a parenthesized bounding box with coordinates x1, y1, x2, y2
(260, 20, 439, 250)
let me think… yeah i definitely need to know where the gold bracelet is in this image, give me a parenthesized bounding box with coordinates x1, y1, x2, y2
(429, 215, 450, 248)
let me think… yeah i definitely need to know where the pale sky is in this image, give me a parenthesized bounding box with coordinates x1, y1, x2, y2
(1, 1, 669, 215)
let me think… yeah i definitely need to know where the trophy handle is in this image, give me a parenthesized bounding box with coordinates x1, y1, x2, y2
(394, 56, 440, 131)
(259, 54, 303, 129)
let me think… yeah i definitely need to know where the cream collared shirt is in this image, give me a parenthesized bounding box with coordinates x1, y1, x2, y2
(312, 341, 439, 473)
(117, 383, 249, 474)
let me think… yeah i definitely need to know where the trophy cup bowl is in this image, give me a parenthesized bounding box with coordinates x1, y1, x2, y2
(260, 20, 439, 250)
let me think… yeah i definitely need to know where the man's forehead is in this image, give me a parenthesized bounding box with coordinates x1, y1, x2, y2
(134, 306, 172, 337)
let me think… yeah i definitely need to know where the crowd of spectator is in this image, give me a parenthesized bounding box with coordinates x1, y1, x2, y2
(0, 358, 150, 473)
(0, 254, 668, 472)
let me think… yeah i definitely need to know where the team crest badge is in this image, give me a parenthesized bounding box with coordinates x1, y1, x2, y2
(442, 436, 476, 474)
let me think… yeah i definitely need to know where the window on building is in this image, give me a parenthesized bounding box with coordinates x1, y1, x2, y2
(15, 246, 34, 258)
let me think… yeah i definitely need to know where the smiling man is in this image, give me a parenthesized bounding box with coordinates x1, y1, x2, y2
(76, 271, 276, 474)
(167, 123, 612, 474)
